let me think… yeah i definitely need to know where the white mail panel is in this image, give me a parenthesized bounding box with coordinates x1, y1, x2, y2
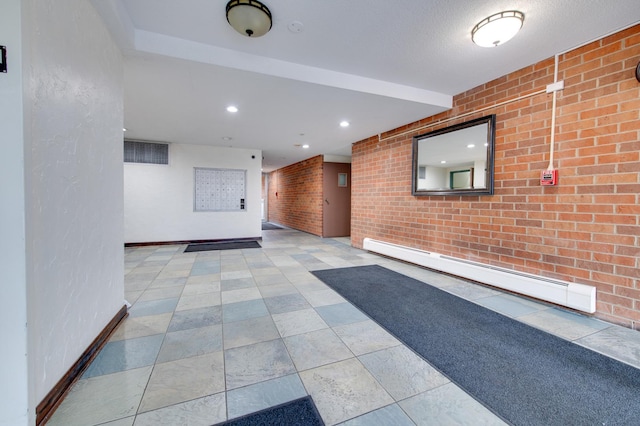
(194, 167, 246, 212)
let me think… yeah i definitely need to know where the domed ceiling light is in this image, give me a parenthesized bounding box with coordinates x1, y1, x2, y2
(226, 0, 272, 38)
(472, 11, 524, 47)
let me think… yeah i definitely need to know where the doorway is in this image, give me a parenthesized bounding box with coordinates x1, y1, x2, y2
(322, 162, 351, 237)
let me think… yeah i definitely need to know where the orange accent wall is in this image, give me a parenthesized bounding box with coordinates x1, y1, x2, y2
(268, 155, 324, 236)
(352, 25, 640, 329)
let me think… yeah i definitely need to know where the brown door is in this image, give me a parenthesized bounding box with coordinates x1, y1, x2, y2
(322, 162, 351, 237)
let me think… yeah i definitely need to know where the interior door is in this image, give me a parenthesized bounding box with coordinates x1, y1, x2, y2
(322, 162, 351, 237)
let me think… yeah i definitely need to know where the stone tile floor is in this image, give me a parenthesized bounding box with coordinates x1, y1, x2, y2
(48, 228, 640, 425)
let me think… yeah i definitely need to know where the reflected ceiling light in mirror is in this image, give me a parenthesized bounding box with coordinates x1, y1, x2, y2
(467, 144, 475, 148)
(302, 144, 310, 149)
(472, 11, 524, 47)
(340, 121, 350, 127)
(226, 106, 238, 112)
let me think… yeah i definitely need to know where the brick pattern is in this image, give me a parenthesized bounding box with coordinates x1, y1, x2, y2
(352, 24, 640, 329)
(267, 155, 324, 236)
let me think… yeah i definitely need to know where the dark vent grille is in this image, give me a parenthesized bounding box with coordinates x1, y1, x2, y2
(124, 140, 168, 164)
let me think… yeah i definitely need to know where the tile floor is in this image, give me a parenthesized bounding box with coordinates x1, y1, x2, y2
(48, 228, 640, 426)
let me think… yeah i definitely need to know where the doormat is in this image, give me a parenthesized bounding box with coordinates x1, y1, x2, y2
(215, 396, 324, 426)
(262, 222, 284, 230)
(312, 264, 640, 426)
(184, 241, 261, 252)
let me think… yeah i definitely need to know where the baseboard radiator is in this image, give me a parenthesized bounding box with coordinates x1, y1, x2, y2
(363, 238, 596, 313)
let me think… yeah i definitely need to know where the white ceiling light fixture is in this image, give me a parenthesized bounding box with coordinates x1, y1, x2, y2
(226, 105, 238, 112)
(340, 121, 350, 128)
(472, 11, 524, 47)
(226, 0, 272, 38)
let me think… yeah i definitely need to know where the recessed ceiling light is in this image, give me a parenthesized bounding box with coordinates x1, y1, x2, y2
(226, 106, 238, 113)
(302, 144, 310, 149)
(467, 144, 475, 148)
(222, 136, 233, 141)
(340, 121, 350, 127)
(440, 160, 447, 164)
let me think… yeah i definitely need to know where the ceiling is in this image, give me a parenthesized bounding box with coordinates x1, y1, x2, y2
(92, 0, 640, 172)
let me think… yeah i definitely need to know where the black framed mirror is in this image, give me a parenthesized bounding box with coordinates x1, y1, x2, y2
(412, 114, 496, 196)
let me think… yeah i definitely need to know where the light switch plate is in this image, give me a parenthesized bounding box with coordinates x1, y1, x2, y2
(1, 46, 7, 73)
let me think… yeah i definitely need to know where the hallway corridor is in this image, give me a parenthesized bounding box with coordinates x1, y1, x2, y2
(48, 229, 640, 425)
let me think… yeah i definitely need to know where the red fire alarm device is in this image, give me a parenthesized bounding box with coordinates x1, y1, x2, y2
(540, 169, 558, 186)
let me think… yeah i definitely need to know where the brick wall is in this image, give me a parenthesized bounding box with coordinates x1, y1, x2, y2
(352, 24, 640, 329)
(268, 155, 324, 236)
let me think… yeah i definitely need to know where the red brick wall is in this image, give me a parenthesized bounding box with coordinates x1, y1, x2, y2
(268, 155, 324, 236)
(352, 25, 640, 329)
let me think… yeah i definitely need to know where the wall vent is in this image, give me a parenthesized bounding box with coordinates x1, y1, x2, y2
(124, 140, 168, 164)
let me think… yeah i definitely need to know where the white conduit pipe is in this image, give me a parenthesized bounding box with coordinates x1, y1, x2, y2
(547, 54, 559, 171)
(544, 19, 639, 170)
(379, 59, 563, 170)
(377, 88, 546, 142)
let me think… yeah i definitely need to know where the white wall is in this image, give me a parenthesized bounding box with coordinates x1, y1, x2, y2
(473, 159, 486, 188)
(0, 2, 29, 424)
(419, 165, 448, 189)
(23, 0, 125, 413)
(125, 144, 262, 243)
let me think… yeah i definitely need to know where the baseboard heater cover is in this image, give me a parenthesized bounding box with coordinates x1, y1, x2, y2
(363, 238, 596, 313)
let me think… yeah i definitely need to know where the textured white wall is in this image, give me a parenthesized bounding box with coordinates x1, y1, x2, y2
(23, 0, 125, 405)
(124, 144, 262, 243)
(0, 2, 30, 424)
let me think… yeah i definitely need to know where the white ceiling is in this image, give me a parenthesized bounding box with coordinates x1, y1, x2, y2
(93, 0, 640, 172)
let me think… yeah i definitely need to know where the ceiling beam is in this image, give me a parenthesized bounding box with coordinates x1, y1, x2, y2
(134, 29, 452, 109)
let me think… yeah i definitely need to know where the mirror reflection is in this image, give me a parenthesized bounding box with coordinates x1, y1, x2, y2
(412, 115, 495, 196)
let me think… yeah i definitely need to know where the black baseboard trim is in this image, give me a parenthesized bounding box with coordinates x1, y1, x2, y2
(36, 305, 128, 426)
(125, 236, 262, 248)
